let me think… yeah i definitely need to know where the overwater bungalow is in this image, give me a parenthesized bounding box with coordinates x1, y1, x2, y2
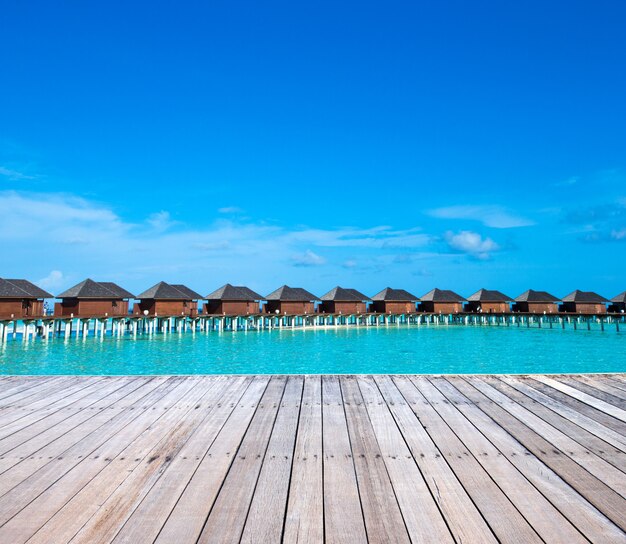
(265, 285, 319, 314)
(204, 284, 263, 315)
(418, 288, 465, 313)
(134, 281, 202, 317)
(371, 287, 419, 314)
(465, 289, 512, 313)
(512, 290, 560, 314)
(608, 291, 626, 313)
(319, 286, 370, 314)
(55, 279, 134, 317)
(0, 278, 52, 319)
(560, 290, 608, 314)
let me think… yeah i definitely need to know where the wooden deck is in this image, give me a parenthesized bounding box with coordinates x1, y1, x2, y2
(0, 375, 624, 543)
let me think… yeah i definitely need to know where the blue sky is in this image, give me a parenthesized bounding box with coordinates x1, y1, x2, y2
(1, 0, 625, 299)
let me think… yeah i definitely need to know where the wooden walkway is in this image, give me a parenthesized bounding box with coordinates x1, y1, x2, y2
(0, 375, 624, 543)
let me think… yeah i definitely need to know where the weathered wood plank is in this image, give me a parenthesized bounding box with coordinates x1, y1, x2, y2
(527, 377, 626, 435)
(340, 376, 410, 543)
(240, 376, 303, 543)
(372, 376, 496, 543)
(196, 377, 287, 544)
(363, 376, 455, 543)
(66, 378, 229, 544)
(432, 376, 626, 543)
(107, 377, 251, 544)
(533, 376, 626, 423)
(0, 374, 621, 543)
(0, 377, 141, 458)
(499, 375, 626, 453)
(153, 377, 270, 543)
(6, 378, 216, 543)
(392, 375, 542, 544)
(466, 376, 626, 496)
(449, 376, 626, 532)
(321, 375, 368, 544)
(283, 375, 324, 544)
(561, 376, 626, 407)
(486, 376, 626, 472)
(413, 376, 587, 544)
(0, 377, 188, 525)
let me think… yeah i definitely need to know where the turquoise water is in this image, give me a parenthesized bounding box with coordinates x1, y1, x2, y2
(0, 325, 624, 375)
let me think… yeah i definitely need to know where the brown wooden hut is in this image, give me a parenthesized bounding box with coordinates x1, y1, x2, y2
(608, 291, 626, 313)
(204, 284, 263, 315)
(134, 282, 202, 317)
(0, 278, 52, 319)
(465, 289, 512, 313)
(418, 288, 465, 313)
(265, 285, 319, 314)
(512, 290, 560, 314)
(319, 287, 370, 314)
(55, 279, 134, 317)
(371, 287, 419, 313)
(560, 290, 608, 314)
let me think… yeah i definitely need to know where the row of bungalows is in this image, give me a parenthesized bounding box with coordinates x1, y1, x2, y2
(1, 277, 626, 319)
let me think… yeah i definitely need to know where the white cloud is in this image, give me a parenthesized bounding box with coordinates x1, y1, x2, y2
(284, 226, 432, 249)
(444, 230, 500, 260)
(147, 210, 176, 232)
(292, 250, 326, 267)
(37, 270, 65, 291)
(0, 191, 442, 290)
(611, 229, 626, 241)
(0, 166, 35, 181)
(427, 205, 534, 228)
(193, 241, 231, 251)
(218, 206, 243, 214)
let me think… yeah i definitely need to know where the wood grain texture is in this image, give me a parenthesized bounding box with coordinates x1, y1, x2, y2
(0, 374, 620, 543)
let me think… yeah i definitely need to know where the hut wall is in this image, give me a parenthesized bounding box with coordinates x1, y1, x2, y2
(561, 302, 607, 314)
(513, 302, 559, 314)
(418, 302, 463, 313)
(371, 301, 416, 313)
(465, 302, 510, 313)
(319, 301, 367, 314)
(265, 301, 315, 314)
(55, 299, 128, 317)
(135, 300, 197, 317)
(204, 300, 259, 315)
(0, 299, 44, 319)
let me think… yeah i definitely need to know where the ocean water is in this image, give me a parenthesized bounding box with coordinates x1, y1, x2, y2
(0, 324, 624, 375)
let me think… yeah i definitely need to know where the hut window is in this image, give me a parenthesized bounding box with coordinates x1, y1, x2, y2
(183, 301, 188, 307)
(112, 301, 118, 307)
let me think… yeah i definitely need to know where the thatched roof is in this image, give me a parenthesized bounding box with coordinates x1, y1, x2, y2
(420, 288, 465, 303)
(206, 284, 263, 301)
(514, 289, 560, 303)
(611, 291, 626, 303)
(57, 279, 132, 299)
(0, 278, 52, 299)
(467, 289, 512, 302)
(137, 281, 201, 300)
(561, 290, 608, 303)
(371, 287, 419, 301)
(265, 285, 319, 301)
(320, 286, 370, 302)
